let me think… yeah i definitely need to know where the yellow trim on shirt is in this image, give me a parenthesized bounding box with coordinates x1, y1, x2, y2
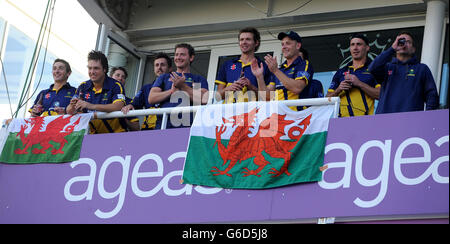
(113, 99, 126, 105)
(115, 82, 124, 94)
(215, 80, 227, 85)
(93, 87, 102, 94)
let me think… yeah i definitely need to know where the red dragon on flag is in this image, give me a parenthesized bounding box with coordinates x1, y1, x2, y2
(211, 107, 312, 178)
(0, 113, 92, 164)
(14, 115, 81, 155)
(183, 102, 333, 189)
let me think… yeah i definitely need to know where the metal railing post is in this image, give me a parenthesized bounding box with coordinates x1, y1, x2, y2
(161, 112, 168, 130)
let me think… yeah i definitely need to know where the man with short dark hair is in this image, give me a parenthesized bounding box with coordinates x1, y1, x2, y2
(67, 50, 127, 133)
(149, 44, 209, 129)
(369, 31, 439, 114)
(215, 27, 272, 103)
(29, 59, 76, 117)
(121, 52, 172, 130)
(327, 33, 380, 117)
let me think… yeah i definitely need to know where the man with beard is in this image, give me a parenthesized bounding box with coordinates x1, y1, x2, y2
(121, 52, 172, 130)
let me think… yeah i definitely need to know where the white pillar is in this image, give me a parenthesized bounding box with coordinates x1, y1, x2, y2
(420, 0, 447, 88)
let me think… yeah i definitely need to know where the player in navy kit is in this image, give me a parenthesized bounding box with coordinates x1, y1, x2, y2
(29, 59, 76, 117)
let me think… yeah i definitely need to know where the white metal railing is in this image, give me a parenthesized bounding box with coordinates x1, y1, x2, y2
(93, 97, 340, 130)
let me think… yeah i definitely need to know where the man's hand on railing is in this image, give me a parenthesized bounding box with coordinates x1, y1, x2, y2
(121, 104, 135, 114)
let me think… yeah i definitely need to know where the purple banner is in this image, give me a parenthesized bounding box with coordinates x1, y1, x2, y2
(0, 109, 448, 223)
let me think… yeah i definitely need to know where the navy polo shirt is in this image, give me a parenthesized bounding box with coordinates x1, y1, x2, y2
(215, 57, 271, 103)
(30, 82, 76, 117)
(329, 61, 380, 117)
(270, 56, 314, 110)
(304, 79, 324, 99)
(152, 72, 209, 129)
(75, 76, 126, 110)
(131, 83, 158, 130)
(75, 76, 127, 133)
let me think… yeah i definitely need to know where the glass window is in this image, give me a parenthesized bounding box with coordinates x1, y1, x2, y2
(190, 51, 211, 82)
(29, 49, 57, 104)
(0, 17, 5, 50)
(439, 24, 449, 109)
(106, 38, 140, 98)
(68, 69, 86, 88)
(0, 25, 35, 120)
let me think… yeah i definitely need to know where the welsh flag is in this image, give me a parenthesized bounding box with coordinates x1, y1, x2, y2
(182, 101, 334, 189)
(0, 113, 92, 164)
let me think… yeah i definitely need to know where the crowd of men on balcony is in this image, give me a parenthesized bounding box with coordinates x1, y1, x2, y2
(27, 27, 439, 133)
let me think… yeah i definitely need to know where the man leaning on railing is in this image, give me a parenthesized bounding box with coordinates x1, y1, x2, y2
(66, 50, 127, 134)
(148, 43, 209, 129)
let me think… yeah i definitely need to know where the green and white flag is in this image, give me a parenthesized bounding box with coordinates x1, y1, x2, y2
(0, 113, 92, 164)
(182, 101, 334, 189)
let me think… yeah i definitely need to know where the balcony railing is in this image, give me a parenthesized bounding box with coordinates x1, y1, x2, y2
(93, 97, 341, 130)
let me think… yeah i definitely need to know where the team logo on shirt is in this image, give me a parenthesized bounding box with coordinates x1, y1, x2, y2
(288, 68, 295, 75)
(298, 71, 310, 80)
(85, 93, 90, 100)
(45, 93, 51, 99)
(117, 94, 125, 100)
(231, 64, 237, 70)
(388, 70, 393, 76)
(407, 69, 416, 76)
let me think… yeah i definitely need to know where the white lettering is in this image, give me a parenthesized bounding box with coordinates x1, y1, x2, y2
(354, 140, 391, 208)
(64, 152, 224, 219)
(63, 134, 447, 219)
(170, 91, 190, 127)
(432, 136, 449, 183)
(394, 137, 431, 185)
(64, 158, 97, 201)
(131, 153, 164, 197)
(319, 143, 353, 189)
(95, 155, 130, 219)
(163, 152, 190, 196)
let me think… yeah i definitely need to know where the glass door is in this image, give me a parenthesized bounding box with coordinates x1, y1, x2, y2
(96, 25, 146, 99)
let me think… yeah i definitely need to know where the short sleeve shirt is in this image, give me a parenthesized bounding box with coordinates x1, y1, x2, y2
(328, 61, 380, 117)
(271, 56, 314, 110)
(75, 76, 127, 133)
(215, 57, 271, 103)
(152, 72, 209, 129)
(30, 82, 76, 117)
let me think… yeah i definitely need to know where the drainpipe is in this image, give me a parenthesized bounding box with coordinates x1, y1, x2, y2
(420, 0, 447, 90)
